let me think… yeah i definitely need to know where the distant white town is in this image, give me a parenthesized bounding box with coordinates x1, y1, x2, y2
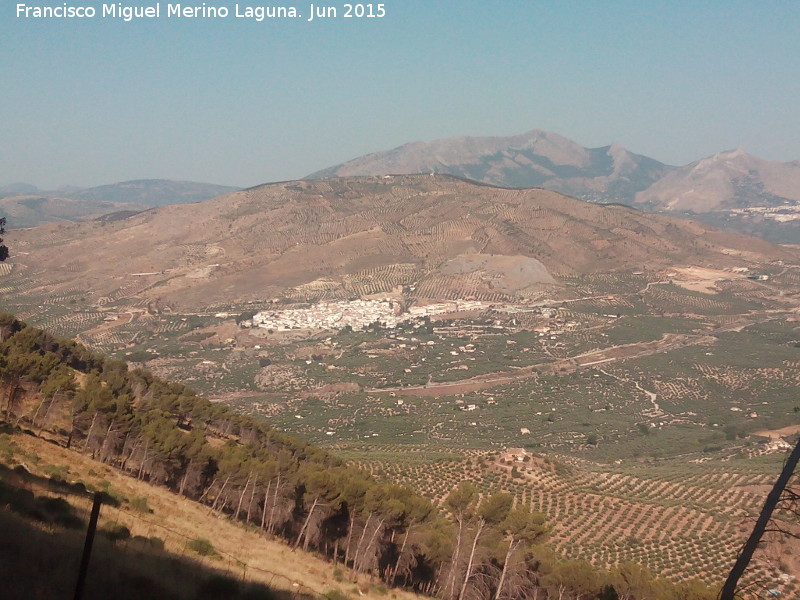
(239, 299, 489, 332)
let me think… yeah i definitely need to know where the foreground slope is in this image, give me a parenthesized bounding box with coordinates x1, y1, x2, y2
(8, 175, 795, 312)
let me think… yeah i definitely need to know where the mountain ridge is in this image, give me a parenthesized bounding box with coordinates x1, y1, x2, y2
(8, 175, 796, 312)
(635, 149, 800, 211)
(307, 130, 800, 225)
(0, 179, 240, 228)
(309, 129, 674, 203)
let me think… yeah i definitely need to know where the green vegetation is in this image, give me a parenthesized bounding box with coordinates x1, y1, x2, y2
(187, 537, 219, 558)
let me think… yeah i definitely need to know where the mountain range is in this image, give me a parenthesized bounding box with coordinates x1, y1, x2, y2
(4, 130, 800, 243)
(309, 129, 673, 204)
(634, 148, 800, 210)
(0, 179, 239, 228)
(309, 130, 800, 242)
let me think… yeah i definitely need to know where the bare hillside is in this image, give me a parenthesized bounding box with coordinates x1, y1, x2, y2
(9, 175, 796, 311)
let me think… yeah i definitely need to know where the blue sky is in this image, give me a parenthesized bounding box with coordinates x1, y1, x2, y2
(2, 1, 799, 188)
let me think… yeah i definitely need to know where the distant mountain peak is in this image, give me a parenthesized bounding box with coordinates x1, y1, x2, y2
(637, 149, 800, 213)
(307, 129, 671, 202)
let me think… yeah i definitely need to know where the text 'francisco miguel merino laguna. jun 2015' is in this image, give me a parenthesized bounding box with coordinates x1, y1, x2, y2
(15, 2, 387, 22)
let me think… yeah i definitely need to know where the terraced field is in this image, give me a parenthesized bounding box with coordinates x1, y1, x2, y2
(346, 445, 793, 591)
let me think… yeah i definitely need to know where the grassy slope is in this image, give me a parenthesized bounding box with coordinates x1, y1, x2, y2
(1, 429, 426, 600)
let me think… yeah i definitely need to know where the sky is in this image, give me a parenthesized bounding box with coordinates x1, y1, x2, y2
(2, 0, 799, 189)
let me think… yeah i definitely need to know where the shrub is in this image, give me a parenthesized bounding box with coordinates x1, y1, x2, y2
(129, 496, 152, 513)
(35, 496, 83, 528)
(324, 589, 350, 600)
(241, 584, 278, 600)
(42, 464, 70, 479)
(131, 534, 165, 550)
(187, 537, 218, 557)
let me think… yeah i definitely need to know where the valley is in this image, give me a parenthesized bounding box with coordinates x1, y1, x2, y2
(4, 175, 800, 593)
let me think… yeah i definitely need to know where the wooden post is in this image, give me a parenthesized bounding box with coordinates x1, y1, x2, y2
(73, 492, 104, 600)
(720, 438, 800, 600)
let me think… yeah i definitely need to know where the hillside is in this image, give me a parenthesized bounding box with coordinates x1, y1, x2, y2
(309, 130, 673, 203)
(0, 429, 412, 600)
(66, 179, 240, 207)
(633, 150, 800, 243)
(6, 175, 795, 312)
(0, 179, 239, 228)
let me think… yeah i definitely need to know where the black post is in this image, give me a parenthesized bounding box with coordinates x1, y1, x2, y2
(73, 492, 104, 600)
(720, 438, 800, 600)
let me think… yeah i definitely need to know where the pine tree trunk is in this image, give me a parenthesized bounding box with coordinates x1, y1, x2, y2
(344, 511, 356, 567)
(99, 420, 115, 463)
(179, 459, 193, 496)
(356, 517, 385, 574)
(494, 538, 518, 600)
(121, 437, 141, 472)
(447, 517, 465, 600)
(351, 512, 373, 575)
(235, 472, 253, 521)
(457, 520, 485, 600)
(115, 432, 129, 468)
(210, 475, 231, 514)
(86, 412, 100, 457)
(38, 396, 56, 436)
(198, 477, 217, 504)
(137, 441, 148, 480)
(261, 479, 272, 531)
(294, 496, 320, 550)
(4, 377, 20, 421)
(391, 522, 414, 586)
(247, 474, 259, 523)
(30, 396, 48, 432)
(268, 473, 281, 534)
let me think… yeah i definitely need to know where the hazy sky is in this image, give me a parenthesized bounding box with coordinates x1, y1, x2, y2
(2, 0, 799, 188)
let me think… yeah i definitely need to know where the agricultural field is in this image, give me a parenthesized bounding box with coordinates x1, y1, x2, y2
(5, 247, 800, 590)
(345, 446, 791, 589)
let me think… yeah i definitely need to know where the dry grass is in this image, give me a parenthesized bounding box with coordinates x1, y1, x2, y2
(9, 431, 427, 600)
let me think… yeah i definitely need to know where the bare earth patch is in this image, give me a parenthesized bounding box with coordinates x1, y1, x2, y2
(670, 266, 744, 294)
(753, 424, 800, 439)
